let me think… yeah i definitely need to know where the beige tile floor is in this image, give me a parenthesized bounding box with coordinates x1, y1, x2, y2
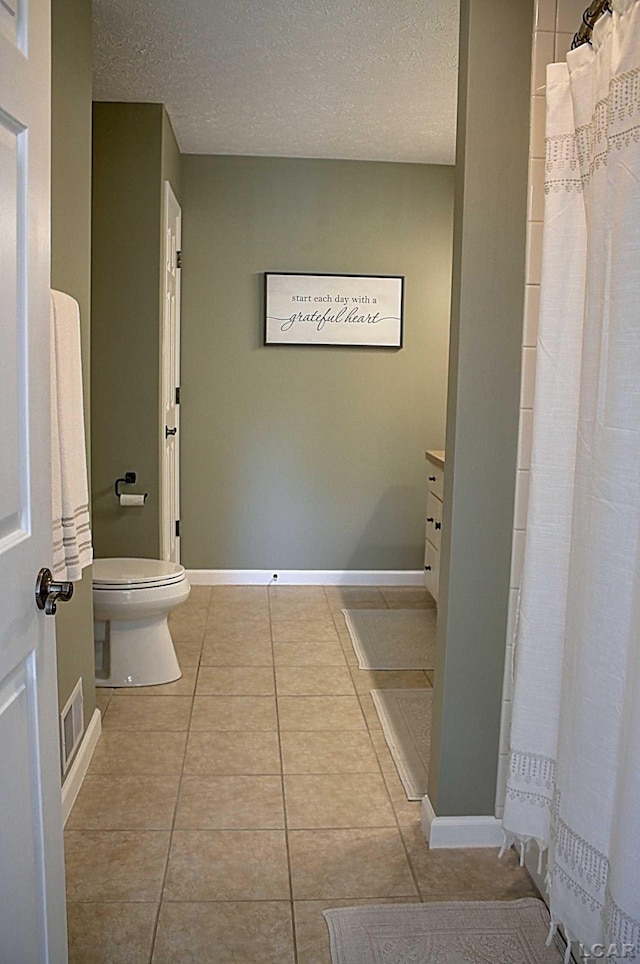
(66, 584, 537, 963)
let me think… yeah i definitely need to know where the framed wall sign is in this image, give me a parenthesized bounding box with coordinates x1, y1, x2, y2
(264, 272, 404, 348)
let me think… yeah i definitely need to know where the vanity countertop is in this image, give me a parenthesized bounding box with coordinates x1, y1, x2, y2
(425, 449, 445, 468)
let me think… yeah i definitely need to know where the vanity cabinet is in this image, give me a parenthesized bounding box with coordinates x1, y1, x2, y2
(424, 450, 445, 603)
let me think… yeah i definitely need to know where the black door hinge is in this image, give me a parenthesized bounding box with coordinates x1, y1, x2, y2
(175, 386, 181, 405)
(175, 520, 181, 537)
(176, 250, 182, 269)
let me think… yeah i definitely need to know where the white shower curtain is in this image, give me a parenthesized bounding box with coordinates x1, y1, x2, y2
(503, 1, 640, 959)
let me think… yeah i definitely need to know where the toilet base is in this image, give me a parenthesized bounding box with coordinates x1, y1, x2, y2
(95, 614, 182, 687)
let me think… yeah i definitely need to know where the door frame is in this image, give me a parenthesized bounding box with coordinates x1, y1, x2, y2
(159, 179, 182, 563)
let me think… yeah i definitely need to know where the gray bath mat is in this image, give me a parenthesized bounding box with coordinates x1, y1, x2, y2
(372, 688, 432, 800)
(323, 898, 566, 964)
(341, 609, 436, 670)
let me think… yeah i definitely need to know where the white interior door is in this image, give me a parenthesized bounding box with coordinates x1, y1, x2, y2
(160, 181, 182, 563)
(0, 0, 68, 961)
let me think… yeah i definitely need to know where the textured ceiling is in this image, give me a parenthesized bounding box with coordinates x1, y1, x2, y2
(92, 0, 459, 164)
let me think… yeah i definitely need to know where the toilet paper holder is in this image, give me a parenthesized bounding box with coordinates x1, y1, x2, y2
(115, 472, 137, 498)
(114, 472, 147, 503)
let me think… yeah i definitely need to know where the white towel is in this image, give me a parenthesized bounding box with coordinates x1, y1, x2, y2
(50, 290, 92, 581)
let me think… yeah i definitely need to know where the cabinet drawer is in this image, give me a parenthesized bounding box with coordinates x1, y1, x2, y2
(426, 463, 444, 501)
(424, 540, 439, 602)
(426, 491, 442, 551)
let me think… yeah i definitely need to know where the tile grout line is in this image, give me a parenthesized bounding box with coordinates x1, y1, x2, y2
(375, 740, 425, 901)
(67, 593, 213, 963)
(268, 584, 299, 964)
(147, 586, 210, 961)
(324, 588, 365, 678)
(362, 688, 424, 902)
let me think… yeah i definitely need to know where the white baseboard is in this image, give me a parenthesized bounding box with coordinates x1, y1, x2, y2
(420, 794, 504, 849)
(61, 707, 102, 826)
(186, 569, 424, 586)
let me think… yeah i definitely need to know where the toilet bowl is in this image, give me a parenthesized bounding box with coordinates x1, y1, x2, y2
(93, 557, 190, 687)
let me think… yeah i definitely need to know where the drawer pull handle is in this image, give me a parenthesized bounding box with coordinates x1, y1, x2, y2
(428, 476, 436, 482)
(424, 565, 431, 571)
(427, 517, 434, 523)
(435, 522, 442, 530)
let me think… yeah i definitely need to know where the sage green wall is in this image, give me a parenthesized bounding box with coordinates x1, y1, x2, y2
(180, 156, 454, 570)
(51, 0, 96, 749)
(91, 103, 180, 559)
(428, 0, 533, 816)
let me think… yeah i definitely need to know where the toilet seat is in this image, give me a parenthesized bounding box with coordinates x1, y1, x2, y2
(93, 557, 186, 591)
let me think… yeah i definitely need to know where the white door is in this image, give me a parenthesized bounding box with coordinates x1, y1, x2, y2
(0, 1, 68, 961)
(160, 181, 182, 563)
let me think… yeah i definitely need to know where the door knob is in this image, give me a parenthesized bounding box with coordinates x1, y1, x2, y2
(165, 426, 177, 437)
(35, 568, 74, 616)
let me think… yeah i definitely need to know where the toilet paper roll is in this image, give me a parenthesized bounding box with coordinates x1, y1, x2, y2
(119, 493, 147, 507)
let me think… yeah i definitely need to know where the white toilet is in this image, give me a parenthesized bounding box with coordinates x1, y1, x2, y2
(93, 557, 190, 687)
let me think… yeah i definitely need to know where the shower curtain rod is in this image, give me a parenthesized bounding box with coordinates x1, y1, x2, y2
(571, 0, 612, 49)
